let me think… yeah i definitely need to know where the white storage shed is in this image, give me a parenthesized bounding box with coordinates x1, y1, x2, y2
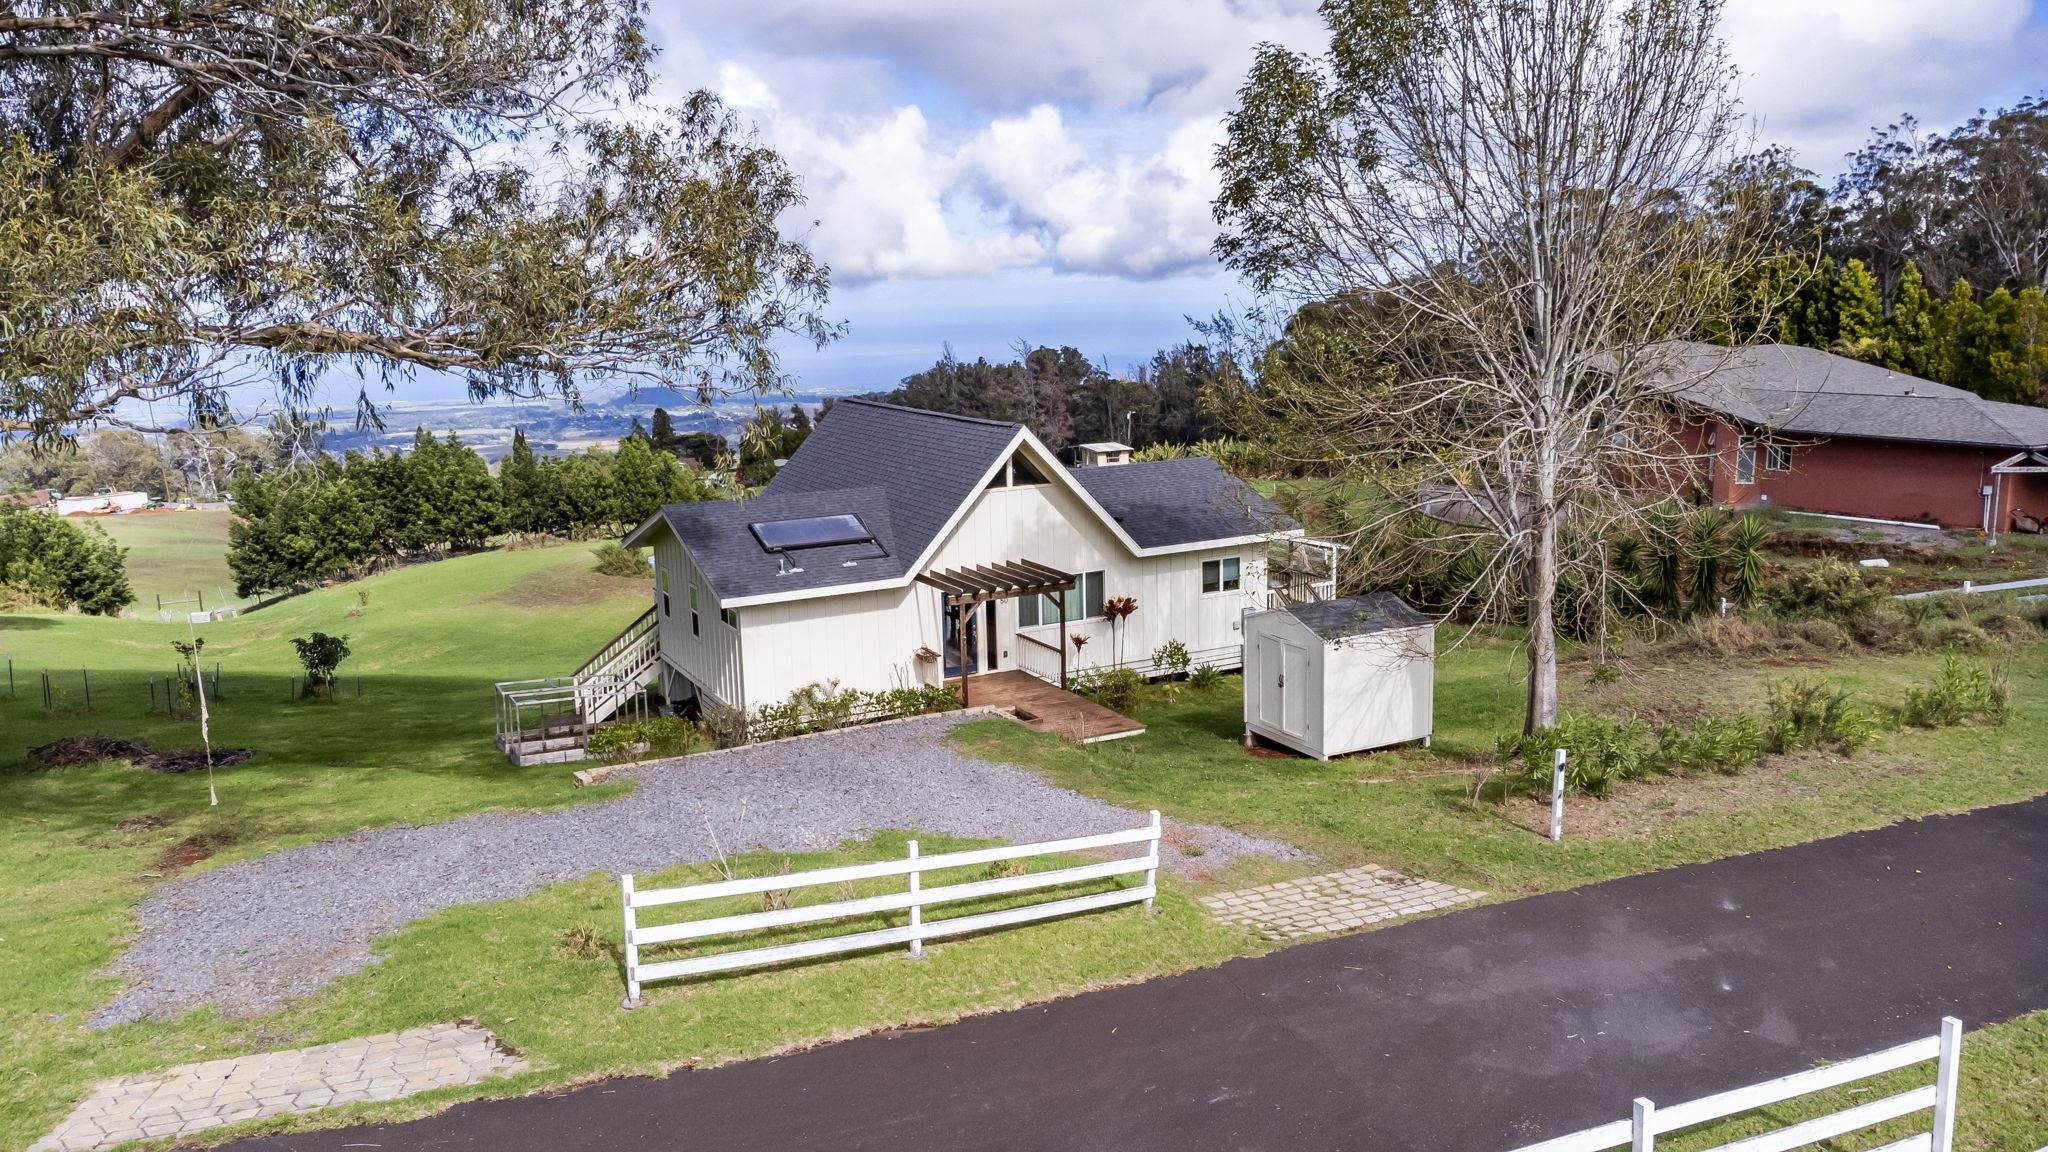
(1242, 593, 1435, 760)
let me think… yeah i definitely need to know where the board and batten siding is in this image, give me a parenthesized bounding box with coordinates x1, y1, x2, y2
(735, 584, 943, 707)
(931, 479, 1264, 679)
(651, 527, 742, 708)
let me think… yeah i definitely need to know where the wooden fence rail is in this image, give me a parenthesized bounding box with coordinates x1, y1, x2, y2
(1503, 1017, 1962, 1152)
(619, 812, 1161, 1005)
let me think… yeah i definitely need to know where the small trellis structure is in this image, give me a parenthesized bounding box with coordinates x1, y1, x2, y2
(917, 558, 1076, 701)
(493, 675, 650, 766)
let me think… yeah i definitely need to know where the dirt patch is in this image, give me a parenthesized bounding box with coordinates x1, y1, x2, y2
(25, 735, 254, 774)
(117, 814, 171, 832)
(156, 830, 238, 872)
(495, 567, 643, 609)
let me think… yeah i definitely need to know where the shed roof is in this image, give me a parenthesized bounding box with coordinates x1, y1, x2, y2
(1282, 593, 1432, 640)
(1647, 342, 2048, 449)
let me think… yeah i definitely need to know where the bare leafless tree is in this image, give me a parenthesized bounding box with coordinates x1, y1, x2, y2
(1213, 0, 1781, 731)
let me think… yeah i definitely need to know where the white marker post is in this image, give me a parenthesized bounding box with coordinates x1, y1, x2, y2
(1549, 748, 1567, 843)
(906, 840, 924, 959)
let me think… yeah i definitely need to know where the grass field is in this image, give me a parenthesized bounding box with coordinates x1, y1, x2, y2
(3, 531, 2046, 1148)
(92, 510, 236, 613)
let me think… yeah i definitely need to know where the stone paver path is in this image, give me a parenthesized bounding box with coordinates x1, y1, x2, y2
(1200, 865, 1483, 940)
(30, 1022, 525, 1151)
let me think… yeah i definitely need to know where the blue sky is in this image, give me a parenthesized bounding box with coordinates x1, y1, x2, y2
(365, 1, 2048, 404)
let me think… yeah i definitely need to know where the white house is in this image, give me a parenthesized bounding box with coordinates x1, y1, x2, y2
(617, 399, 1307, 716)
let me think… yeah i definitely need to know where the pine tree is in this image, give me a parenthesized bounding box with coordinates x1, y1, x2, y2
(1940, 279, 1986, 393)
(1964, 287, 2030, 403)
(1830, 259, 1885, 361)
(1882, 262, 1941, 377)
(500, 428, 542, 533)
(611, 435, 664, 529)
(650, 407, 678, 452)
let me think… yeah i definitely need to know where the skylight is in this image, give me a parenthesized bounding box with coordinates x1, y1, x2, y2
(749, 514, 873, 553)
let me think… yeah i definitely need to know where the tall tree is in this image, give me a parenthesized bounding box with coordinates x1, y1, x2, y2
(499, 428, 542, 533)
(0, 2, 838, 442)
(649, 408, 679, 453)
(1214, 0, 1767, 733)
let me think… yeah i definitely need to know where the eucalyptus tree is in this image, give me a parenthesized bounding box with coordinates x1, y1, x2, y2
(1, 1, 837, 442)
(1213, 0, 1775, 731)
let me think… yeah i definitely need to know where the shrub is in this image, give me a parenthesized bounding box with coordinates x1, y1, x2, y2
(1650, 714, 1764, 776)
(1189, 664, 1222, 689)
(1973, 609, 2036, 642)
(1789, 618, 1850, 651)
(698, 702, 750, 749)
(1915, 618, 1988, 651)
(1762, 677, 1873, 755)
(592, 543, 649, 577)
(1150, 639, 1192, 679)
(0, 507, 133, 615)
(588, 715, 696, 762)
(1892, 651, 2011, 729)
(289, 631, 352, 694)
(1498, 713, 1649, 796)
(745, 681, 960, 743)
(1765, 559, 1884, 622)
(1076, 666, 1145, 713)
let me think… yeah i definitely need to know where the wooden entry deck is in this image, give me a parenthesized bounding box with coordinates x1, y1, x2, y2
(953, 670, 1146, 745)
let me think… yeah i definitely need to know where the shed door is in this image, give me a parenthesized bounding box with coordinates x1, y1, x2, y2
(1255, 635, 1284, 728)
(1281, 641, 1310, 737)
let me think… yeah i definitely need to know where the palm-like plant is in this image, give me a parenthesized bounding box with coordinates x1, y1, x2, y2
(1102, 596, 1138, 665)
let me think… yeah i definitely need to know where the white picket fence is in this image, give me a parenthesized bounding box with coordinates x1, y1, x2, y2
(619, 812, 1161, 1003)
(1505, 1017, 1962, 1152)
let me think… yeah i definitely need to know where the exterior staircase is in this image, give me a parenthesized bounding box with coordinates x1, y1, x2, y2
(494, 607, 660, 765)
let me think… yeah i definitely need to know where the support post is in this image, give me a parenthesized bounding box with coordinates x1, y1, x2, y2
(907, 840, 925, 958)
(1549, 749, 1567, 843)
(1930, 1016, 1963, 1152)
(1057, 591, 1069, 690)
(956, 604, 970, 708)
(1631, 1097, 1656, 1152)
(620, 874, 642, 1008)
(1143, 809, 1160, 913)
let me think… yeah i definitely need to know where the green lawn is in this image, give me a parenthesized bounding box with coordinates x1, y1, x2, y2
(93, 510, 236, 614)
(5, 542, 2047, 1149)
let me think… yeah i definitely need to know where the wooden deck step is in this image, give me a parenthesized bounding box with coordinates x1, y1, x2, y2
(953, 670, 1145, 744)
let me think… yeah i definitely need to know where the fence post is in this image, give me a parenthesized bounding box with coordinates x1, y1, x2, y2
(620, 874, 642, 1008)
(1549, 749, 1568, 842)
(1930, 1016, 1962, 1152)
(1144, 809, 1161, 912)
(1631, 1097, 1656, 1152)
(907, 840, 925, 958)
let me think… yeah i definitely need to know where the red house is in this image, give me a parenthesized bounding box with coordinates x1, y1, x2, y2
(1652, 343, 2048, 531)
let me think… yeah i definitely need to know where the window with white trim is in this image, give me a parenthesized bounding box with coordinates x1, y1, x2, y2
(1734, 437, 1757, 485)
(657, 569, 671, 618)
(1764, 441, 1793, 472)
(1202, 557, 1242, 594)
(721, 607, 740, 629)
(1018, 570, 1104, 625)
(689, 585, 700, 636)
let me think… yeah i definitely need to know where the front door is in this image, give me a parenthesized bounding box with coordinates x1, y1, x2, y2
(943, 604, 981, 678)
(984, 601, 999, 671)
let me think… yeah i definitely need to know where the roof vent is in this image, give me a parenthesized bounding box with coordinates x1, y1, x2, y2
(1903, 387, 1916, 396)
(1075, 442, 1133, 468)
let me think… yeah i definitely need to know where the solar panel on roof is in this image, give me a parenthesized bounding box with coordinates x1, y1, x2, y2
(749, 513, 873, 552)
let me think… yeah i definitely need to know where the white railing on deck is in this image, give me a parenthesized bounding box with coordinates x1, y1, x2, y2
(619, 812, 1160, 1004)
(1503, 1017, 1962, 1152)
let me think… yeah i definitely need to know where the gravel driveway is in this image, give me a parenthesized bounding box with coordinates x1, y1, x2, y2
(97, 716, 1300, 1026)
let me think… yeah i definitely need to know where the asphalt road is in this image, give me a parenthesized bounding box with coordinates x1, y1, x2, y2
(221, 796, 2048, 1152)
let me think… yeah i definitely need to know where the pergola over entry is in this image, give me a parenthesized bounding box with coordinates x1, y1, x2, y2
(918, 559, 1076, 705)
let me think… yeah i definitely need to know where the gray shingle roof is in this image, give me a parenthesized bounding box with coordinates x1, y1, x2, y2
(634, 399, 1297, 603)
(1651, 342, 2048, 449)
(1070, 457, 1298, 547)
(1283, 593, 1432, 640)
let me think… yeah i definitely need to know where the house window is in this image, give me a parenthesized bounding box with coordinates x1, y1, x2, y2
(1764, 442, 1793, 472)
(1202, 557, 1242, 594)
(689, 585, 700, 637)
(721, 608, 740, 629)
(1018, 570, 1104, 625)
(658, 570, 671, 618)
(1734, 437, 1757, 485)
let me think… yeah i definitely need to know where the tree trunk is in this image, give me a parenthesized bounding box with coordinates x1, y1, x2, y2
(1523, 503, 1560, 735)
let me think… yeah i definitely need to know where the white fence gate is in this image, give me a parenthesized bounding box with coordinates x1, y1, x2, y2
(620, 812, 1161, 1004)
(1504, 1018, 1962, 1152)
